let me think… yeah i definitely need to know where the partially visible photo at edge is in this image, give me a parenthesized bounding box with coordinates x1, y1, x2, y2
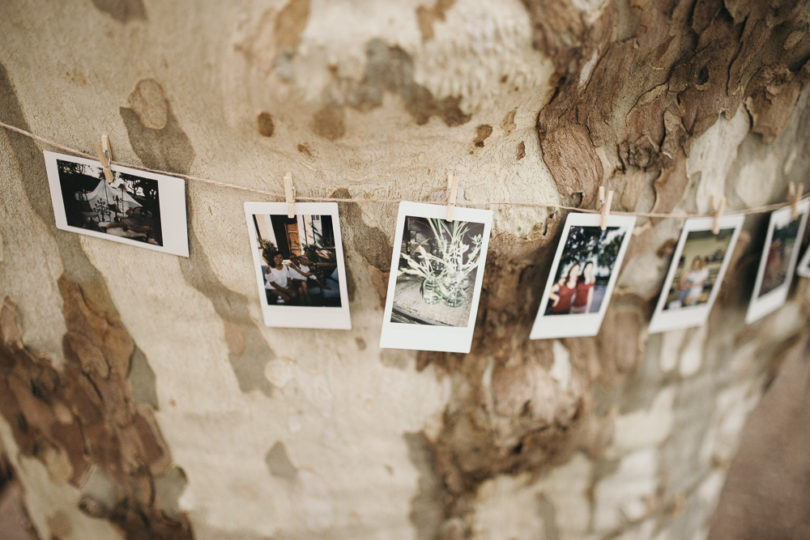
(746, 200, 810, 324)
(390, 216, 485, 327)
(43, 150, 188, 257)
(530, 213, 636, 340)
(245, 202, 351, 330)
(647, 215, 744, 335)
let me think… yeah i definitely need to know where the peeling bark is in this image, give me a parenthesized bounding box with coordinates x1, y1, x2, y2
(0, 290, 192, 539)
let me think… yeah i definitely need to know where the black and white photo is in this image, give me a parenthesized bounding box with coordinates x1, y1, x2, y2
(380, 202, 492, 353)
(648, 215, 743, 333)
(245, 202, 350, 329)
(530, 213, 635, 339)
(44, 151, 188, 256)
(746, 200, 809, 323)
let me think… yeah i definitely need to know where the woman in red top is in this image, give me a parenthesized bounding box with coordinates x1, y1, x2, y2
(570, 261, 595, 314)
(549, 262, 580, 314)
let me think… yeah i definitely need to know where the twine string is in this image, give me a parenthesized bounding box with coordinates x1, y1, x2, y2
(1, 119, 805, 219)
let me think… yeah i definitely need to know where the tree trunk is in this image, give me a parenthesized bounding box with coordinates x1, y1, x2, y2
(1, 0, 809, 538)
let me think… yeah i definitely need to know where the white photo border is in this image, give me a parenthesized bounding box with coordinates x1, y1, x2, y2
(244, 202, 351, 330)
(44, 150, 189, 257)
(795, 231, 810, 279)
(648, 215, 744, 334)
(379, 201, 493, 353)
(745, 200, 810, 324)
(529, 212, 636, 340)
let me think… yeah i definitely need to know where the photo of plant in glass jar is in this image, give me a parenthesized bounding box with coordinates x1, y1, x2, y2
(391, 216, 485, 326)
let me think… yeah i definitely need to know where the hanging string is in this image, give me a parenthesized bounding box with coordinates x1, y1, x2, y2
(1, 119, 806, 218)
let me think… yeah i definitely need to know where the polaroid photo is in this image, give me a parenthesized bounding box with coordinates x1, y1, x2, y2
(244, 202, 351, 330)
(745, 200, 810, 323)
(44, 150, 188, 257)
(648, 215, 744, 333)
(529, 212, 636, 339)
(795, 234, 810, 279)
(379, 202, 493, 353)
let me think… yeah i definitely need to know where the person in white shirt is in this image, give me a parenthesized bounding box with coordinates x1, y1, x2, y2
(264, 251, 298, 304)
(684, 257, 710, 306)
(288, 254, 326, 305)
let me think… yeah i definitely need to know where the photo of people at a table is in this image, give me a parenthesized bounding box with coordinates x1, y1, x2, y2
(251, 213, 341, 307)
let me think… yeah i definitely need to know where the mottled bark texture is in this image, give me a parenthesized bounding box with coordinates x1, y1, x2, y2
(1, 0, 810, 539)
(416, 0, 810, 535)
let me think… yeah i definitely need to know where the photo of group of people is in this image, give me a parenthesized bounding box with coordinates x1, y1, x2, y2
(245, 202, 351, 329)
(380, 202, 492, 353)
(253, 213, 341, 307)
(530, 213, 636, 339)
(44, 151, 188, 257)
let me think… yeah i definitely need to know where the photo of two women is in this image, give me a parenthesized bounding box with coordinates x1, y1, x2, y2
(545, 226, 627, 316)
(251, 213, 342, 307)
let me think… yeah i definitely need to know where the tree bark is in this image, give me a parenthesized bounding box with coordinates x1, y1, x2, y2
(1, 0, 809, 538)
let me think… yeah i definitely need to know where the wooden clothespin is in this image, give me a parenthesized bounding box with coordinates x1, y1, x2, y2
(710, 195, 726, 235)
(283, 172, 296, 219)
(597, 185, 613, 230)
(94, 134, 114, 184)
(788, 182, 802, 219)
(446, 172, 459, 221)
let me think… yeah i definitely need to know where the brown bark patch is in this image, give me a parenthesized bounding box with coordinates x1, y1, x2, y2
(745, 63, 809, 143)
(524, 0, 810, 213)
(256, 111, 275, 137)
(0, 287, 192, 539)
(541, 126, 603, 205)
(311, 102, 346, 141)
(516, 141, 526, 160)
(501, 109, 517, 136)
(473, 124, 493, 148)
(416, 0, 456, 41)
